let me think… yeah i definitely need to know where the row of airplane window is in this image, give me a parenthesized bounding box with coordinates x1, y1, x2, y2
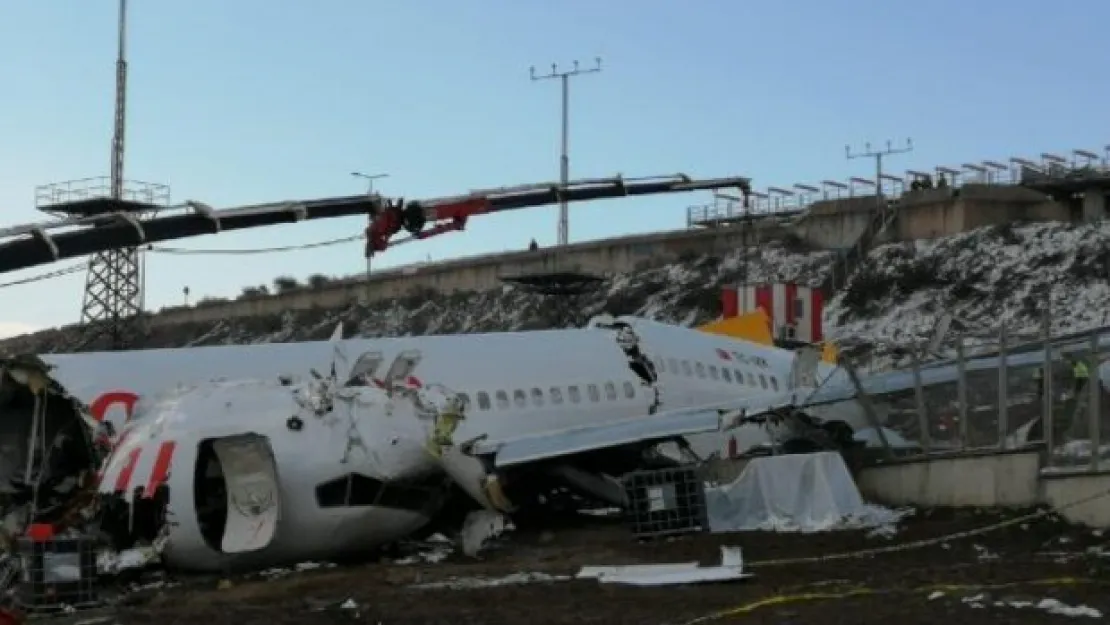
(657, 356, 781, 392)
(458, 355, 781, 412)
(459, 380, 639, 411)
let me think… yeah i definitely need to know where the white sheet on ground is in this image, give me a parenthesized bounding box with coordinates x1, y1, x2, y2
(705, 451, 904, 533)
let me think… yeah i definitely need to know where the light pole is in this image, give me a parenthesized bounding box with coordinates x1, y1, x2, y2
(845, 139, 913, 205)
(351, 171, 389, 195)
(530, 57, 602, 247)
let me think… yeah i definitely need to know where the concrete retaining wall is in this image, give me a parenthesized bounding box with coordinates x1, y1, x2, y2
(151, 217, 795, 328)
(794, 184, 1069, 249)
(858, 449, 1110, 527)
(146, 184, 1071, 329)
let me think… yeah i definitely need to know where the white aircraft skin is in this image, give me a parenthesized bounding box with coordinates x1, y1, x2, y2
(33, 316, 860, 572)
(97, 378, 442, 572)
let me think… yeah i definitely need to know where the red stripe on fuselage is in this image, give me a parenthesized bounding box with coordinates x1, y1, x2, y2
(144, 441, 177, 498)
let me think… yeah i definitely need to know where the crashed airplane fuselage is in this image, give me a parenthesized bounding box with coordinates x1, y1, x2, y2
(8, 315, 882, 572)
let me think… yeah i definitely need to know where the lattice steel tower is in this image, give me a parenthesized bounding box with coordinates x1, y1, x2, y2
(35, 0, 170, 350)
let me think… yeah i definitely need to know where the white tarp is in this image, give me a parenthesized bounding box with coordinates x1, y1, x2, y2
(705, 451, 903, 533)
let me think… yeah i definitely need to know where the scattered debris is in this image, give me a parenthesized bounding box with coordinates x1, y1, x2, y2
(577, 546, 752, 587)
(459, 510, 513, 558)
(959, 592, 1103, 619)
(411, 571, 569, 590)
(395, 534, 454, 565)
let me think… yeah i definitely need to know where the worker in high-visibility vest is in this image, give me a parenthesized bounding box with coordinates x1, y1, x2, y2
(1070, 355, 1090, 398)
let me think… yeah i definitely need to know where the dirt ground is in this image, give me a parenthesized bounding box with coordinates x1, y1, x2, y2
(29, 507, 1110, 624)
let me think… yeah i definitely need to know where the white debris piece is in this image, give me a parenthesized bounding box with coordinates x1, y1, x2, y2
(1034, 598, 1102, 619)
(460, 510, 512, 557)
(412, 571, 569, 590)
(96, 544, 162, 575)
(578, 546, 752, 587)
(705, 452, 909, 533)
(959, 593, 1103, 619)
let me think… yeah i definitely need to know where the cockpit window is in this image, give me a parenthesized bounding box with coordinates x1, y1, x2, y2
(315, 473, 438, 513)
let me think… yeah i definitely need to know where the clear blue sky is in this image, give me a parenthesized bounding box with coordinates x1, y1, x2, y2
(0, 0, 1107, 336)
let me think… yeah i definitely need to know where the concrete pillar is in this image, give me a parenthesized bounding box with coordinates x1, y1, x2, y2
(1082, 190, 1107, 222)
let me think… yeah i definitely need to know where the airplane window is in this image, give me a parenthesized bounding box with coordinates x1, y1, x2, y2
(668, 358, 679, 372)
(568, 386, 581, 403)
(458, 393, 471, 408)
(477, 392, 491, 410)
(531, 388, 545, 406)
(747, 373, 756, 386)
(550, 387, 564, 404)
(587, 384, 600, 402)
(734, 369, 744, 384)
(709, 366, 719, 380)
(604, 382, 617, 401)
(770, 376, 779, 391)
(623, 381, 636, 398)
(758, 374, 768, 389)
(721, 368, 732, 382)
(695, 363, 706, 378)
(682, 361, 692, 376)
(654, 359, 666, 373)
(496, 391, 510, 410)
(513, 390, 527, 408)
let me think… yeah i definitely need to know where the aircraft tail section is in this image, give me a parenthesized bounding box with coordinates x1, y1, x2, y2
(696, 310, 839, 365)
(696, 310, 774, 346)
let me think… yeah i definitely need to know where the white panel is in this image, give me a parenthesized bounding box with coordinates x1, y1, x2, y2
(211, 435, 280, 554)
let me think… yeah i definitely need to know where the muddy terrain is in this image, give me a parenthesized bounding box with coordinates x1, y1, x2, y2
(31, 507, 1110, 624)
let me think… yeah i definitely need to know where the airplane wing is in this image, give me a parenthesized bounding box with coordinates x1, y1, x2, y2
(469, 392, 805, 469)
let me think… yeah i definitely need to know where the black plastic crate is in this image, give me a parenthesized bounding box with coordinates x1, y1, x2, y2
(622, 465, 708, 538)
(15, 535, 97, 609)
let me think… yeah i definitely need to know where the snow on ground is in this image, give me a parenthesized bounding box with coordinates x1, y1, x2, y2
(826, 221, 1110, 352)
(4, 220, 1107, 357)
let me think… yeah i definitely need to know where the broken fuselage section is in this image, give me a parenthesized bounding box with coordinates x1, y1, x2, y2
(90, 373, 451, 572)
(0, 356, 101, 550)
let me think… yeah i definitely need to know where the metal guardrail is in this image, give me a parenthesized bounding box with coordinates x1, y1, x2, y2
(686, 158, 1110, 228)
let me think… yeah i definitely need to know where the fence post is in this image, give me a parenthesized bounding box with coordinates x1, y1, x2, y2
(911, 347, 931, 453)
(956, 337, 969, 449)
(1042, 310, 1054, 463)
(998, 324, 1009, 449)
(1089, 330, 1101, 473)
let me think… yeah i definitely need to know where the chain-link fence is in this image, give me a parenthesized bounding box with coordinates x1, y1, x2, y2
(814, 326, 1109, 470)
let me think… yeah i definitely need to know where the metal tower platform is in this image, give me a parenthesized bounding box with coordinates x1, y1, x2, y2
(36, 177, 170, 349)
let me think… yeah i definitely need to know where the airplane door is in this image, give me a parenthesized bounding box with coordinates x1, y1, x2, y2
(210, 435, 280, 554)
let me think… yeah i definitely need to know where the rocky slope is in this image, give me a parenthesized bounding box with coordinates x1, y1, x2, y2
(4, 220, 1108, 367)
